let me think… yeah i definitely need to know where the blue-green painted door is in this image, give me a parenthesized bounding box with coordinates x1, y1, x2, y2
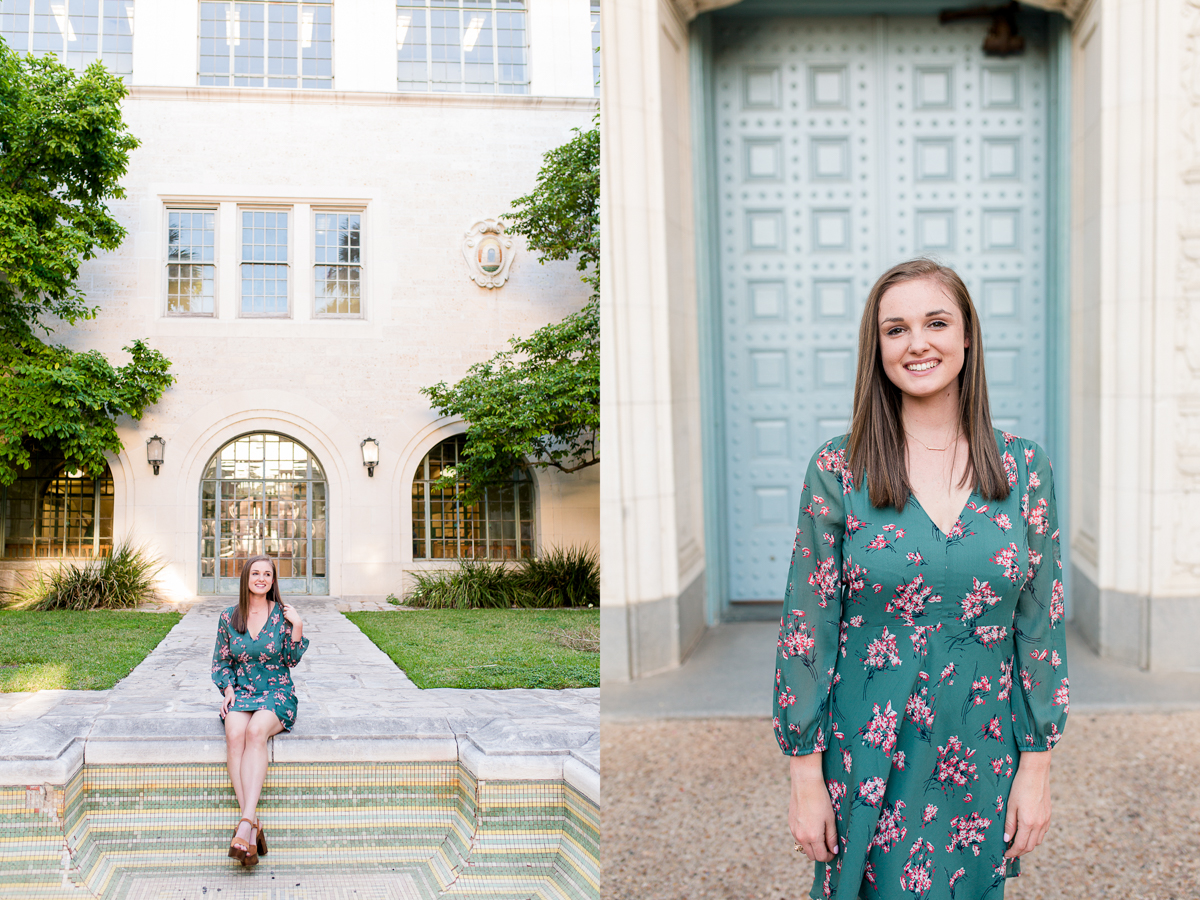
(713, 15, 1050, 604)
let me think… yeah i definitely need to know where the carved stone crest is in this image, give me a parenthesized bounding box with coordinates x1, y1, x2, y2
(462, 218, 516, 288)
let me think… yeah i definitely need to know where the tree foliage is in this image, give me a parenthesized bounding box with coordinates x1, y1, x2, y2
(0, 42, 174, 484)
(421, 117, 599, 499)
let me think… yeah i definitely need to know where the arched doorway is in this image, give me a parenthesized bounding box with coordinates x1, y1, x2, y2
(0, 454, 114, 559)
(411, 434, 535, 560)
(199, 433, 327, 594)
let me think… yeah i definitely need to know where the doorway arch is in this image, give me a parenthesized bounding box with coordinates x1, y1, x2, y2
(199, 432, 327, 594)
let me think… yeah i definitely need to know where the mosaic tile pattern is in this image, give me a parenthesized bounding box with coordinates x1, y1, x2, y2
(1, 763, 598, 900)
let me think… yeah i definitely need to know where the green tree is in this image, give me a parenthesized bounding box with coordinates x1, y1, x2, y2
(0, 44, 174, 484)
(421, 117, 599, 499)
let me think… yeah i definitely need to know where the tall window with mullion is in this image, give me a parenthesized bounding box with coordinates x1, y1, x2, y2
(199, 0, 332, 88)
(240, 210, 289, 317)
(412, 435, 535, 560)
(166, 210, 216, 316)
(314, 212, 362, 317)
(591, 0, 599, 97)
(396, 0, 527, 94)
(0, 0, 134, 80)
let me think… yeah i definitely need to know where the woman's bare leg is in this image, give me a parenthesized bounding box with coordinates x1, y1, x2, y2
(235, 709, 284, 842)
(224, 711, 251, 814)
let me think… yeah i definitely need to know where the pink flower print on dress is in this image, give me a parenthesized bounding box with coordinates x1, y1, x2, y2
(991, 543, 1023, 582)
(991, 512, 1012, 532)
(779, 609, 818, 678)
(816, 445, 854, 494)
(1049, 580, 1065, 626)
(869, 800, 907, 851)
(997, 658, 1013, 701)
(1002, 451, 1018, 488)
(1052, 677, 1070, 714)
(841, 748, 853, 773)
(863, 628, 903, 671)
(866, 532, 898, 552)
(910, 623, 942, 657)
(937, 662, 956, 686)
(893, 750, 906, 771)
(921, 804, 938, 828)
(843, 559, 869, 603)
(905, 689, 936, 742)
(1028, 468, 1041, 491)
(1024, 446, 1035, 465)
(961, 672, 992, 718)
(886, 575, 942, 626)
(959, 577, 1001, 624)
(1028, 498, 1050, 535)
(845, 513, 867, 536)
(808, 557, 839, 609)
(1020, 667, 1041, 692)
(980, 716, 1004, 743)
(945, 811, 992, 856)
(948, 867, 967, 899)
(972, 625, 1009, 649)
(827, 779, 847, 819)
(856, 776, 887, 808)
(926, 735, 978, 796)
(859, 700, 900, 757)
(1050, 649, 1063, 669)
(899, 837, 934, 897)
(907, 550, 925, 567)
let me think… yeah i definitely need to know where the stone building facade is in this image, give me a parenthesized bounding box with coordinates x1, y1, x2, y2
(601, 0, 1200, 678)
(1, 0, 600, 600)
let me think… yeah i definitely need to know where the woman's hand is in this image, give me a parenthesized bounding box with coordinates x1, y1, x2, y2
(788, 754, 839, 863)
(281, 603, 303, 641)
(1004, 751, 1052, 859)
(220, 685, 235, 718)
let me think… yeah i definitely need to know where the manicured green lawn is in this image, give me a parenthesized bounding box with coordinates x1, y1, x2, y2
(345, 608, 599, 689)
(0, 610, 181, 691)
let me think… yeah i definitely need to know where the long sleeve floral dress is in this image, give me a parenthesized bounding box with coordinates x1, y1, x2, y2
(773, 430, 1068, 900)
(211, 602, 309, 732)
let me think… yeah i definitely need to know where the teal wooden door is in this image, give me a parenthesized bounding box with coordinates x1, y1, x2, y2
(713, 16, 1050, 604)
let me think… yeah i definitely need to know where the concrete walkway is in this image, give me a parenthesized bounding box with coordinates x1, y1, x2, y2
(601, 620, 1200, 720)
(0, 598, 598, 801)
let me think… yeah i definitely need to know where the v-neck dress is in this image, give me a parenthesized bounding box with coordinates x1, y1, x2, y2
(773, 430, 1068, 900)
(211, 602, 310, 731)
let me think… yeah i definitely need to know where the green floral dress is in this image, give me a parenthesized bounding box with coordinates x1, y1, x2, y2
(774, 430, 1068, 900)
(211, 602, 309, 731)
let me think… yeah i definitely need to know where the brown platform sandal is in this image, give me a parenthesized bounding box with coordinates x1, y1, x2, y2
(228, 816, 255, 862)
(255, 819, 268, 856)
(243, 821, 260, 867)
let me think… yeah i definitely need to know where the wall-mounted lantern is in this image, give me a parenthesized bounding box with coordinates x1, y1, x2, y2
(146, 435, 166, 475)
(361, 437, 380, 477)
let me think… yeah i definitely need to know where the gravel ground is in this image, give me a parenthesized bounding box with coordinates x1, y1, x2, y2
(602, 712, 1200, 900)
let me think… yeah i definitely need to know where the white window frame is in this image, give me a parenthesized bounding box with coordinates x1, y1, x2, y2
(197, 0, 335, 89)
(395, 0, 529, 95)
(237, 205, 294, 319)
(311, 207, 366, 319)
(163, 205, 220, 318)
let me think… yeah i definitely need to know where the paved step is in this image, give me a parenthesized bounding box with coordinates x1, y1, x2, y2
(0, 598, 599, 797)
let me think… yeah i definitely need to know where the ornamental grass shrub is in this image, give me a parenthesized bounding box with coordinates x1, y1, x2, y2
(4, 541, 163, 611)
(405, 545, 599, 610)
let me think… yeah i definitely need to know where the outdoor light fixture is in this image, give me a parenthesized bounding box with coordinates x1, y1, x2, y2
(361, 437, 380, 477)
(146, 435, 165, 475)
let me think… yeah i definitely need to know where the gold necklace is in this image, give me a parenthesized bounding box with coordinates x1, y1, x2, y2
(904, 427, 960, 452)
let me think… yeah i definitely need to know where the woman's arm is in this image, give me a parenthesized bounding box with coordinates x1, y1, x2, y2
(1005, 440, 1069, 858)
(788, 753, 839, 862)
(211, 612, 236, 695)
(280, 603, 309, 667)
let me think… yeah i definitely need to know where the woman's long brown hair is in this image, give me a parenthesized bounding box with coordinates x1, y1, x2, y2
(230, 555, 282, 634)
(847, 258, 1009, 512)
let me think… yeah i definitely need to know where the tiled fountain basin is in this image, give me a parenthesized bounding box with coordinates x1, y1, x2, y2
(2, 762, 598, 900)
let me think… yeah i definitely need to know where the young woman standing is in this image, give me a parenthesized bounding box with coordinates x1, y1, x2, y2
(775, 259, 1068, 899)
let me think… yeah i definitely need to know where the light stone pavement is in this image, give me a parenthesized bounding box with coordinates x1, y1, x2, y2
(0, 598, 598, 801)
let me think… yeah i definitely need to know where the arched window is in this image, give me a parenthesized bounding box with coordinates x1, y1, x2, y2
(0, 454, 114, 558)
(411, 435, 534, 560)
(200, 433, 327, 594)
